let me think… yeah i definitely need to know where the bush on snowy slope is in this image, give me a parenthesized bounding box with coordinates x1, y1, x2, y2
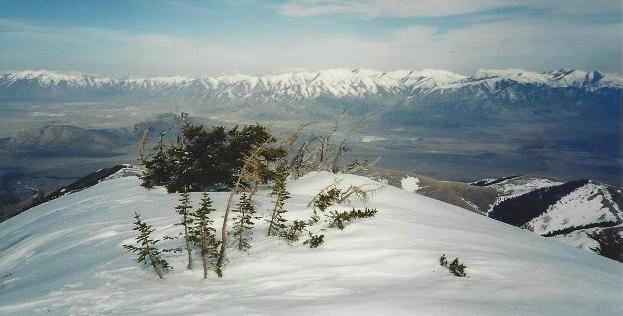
(328, 208, 377, 230)
(439, 254, 468, 277)
(128, 135, 385, 280)
(123, 213, 172, 279)
(140, 114, 286, 193)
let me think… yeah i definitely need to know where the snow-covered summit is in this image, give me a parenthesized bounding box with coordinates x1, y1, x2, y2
(0, 171, 620, 315)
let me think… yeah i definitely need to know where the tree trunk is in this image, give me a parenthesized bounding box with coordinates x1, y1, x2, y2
(151, 261, 164, 279)
(216, 179, 242, 277)
(184, 215, 192, 270)
(146, 246, 164, 279)
(202, 251, 209, 279)
(216, 144, 265, 277)
(267, 203, 279, 237)
(185, 239, 192, 270)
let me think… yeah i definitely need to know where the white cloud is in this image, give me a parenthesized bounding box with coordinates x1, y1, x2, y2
(278, 0, 505, 18)
(383, 19, 620, 73)
(277, 0, 620, 18)
(0, 14, 619, 76)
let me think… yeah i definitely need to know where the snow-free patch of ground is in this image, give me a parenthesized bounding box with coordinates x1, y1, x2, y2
(0, 172, 621, 315)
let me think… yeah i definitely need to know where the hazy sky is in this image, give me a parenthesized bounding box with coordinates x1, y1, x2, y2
(0, 0, 620, 77)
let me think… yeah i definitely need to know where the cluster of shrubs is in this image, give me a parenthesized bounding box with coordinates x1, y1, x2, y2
(128, 114, 474, 282)
(440, 254, 468, 277)
(125, 117, 381, 279)
(140, 116, 286, 193)
(124, 190, 221, 279)
(125, 181, 380, 279)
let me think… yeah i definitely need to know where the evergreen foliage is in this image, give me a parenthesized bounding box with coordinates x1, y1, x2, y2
(174, 188, 194, 269)
(279, 220, 308, 243)
(140, 133, 171, 189)
(588, 229, 623, 262)
(303, 231, 325, 248)
(440, 254, 448, 267)
(140, 116, 286, 193)
(191, 192, 221, 279)
(440, 253, 468, 277)
(328, 207, 377, 230)
(541, 221, 620, 237)
(448, 258, 468, 277)
(267, 166, 290, 237)
(308, 187, 341, 224)
(216, 144, 269, 277)
(123, 212, 171, 279)
(313, 188, 341, 212)
(231, 193, 256, 251)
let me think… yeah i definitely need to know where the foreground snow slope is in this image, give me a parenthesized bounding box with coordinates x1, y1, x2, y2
(0, 172, 621, 315)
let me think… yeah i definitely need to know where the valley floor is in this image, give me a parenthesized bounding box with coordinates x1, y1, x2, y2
(0, 172, 621, 315)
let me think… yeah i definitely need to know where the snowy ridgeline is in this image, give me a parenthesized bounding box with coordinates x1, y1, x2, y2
(1, 68, 621, 100)
(0, 172, 621, 315)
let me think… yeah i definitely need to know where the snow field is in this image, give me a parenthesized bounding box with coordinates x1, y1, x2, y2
(0, 171, 621, 315)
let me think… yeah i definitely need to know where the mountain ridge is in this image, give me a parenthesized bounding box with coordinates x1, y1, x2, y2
(1, 68, 620, 102)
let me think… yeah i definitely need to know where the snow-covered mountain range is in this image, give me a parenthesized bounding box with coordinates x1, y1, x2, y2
(1, 170, 621, 315)
(1, 68, 620, 103)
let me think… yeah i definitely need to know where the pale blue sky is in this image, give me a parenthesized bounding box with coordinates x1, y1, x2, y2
(0, 0, 620, 76)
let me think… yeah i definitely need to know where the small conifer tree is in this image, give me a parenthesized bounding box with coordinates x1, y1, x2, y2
(140, 132, 170, 188)
(123, 212, 171, 279)
(231, 193, 256, 251)
(175, 187, 194, 269)
(267, 166, 290, 237)
(191, 192, 220, 279)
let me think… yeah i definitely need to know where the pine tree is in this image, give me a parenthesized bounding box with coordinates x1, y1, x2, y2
(267, 166, 290, 237)
(123, 212, 171, 279)
(191, 192, 220, 279)
(231, 193, 256, 251)
(175, 187, 194, 270)
(141, 132, 171, 188)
